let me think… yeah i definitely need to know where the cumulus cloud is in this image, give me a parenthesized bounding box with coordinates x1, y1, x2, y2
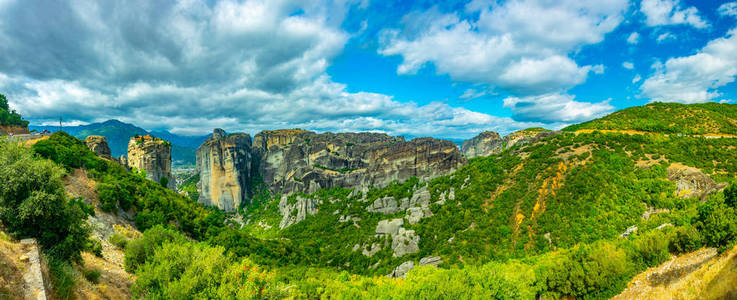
(503, 93, 613, 123)
(640, 28, 737, 103)
(622, 62, 634, 69)
(379, 0, 627, 95)
(379, 0, 626, 122)
(719, 2, 737, 17)
(640, 0, 708, 28)
(632, 74, 642, 83)
(0, 0, 542, 139)
(627, 32, 640, 44)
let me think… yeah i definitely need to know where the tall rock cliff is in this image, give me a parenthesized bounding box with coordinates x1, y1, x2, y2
(127, 135, 176, 190)
(85, 135, 112, 159)
(252, 130, 466, 195)
(461, 131, 503, 158)
(195, 129, 467, 210)
(462, 128, 560, 159)
(196, 129, 252, 212)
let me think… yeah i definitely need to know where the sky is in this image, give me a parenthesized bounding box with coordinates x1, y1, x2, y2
(1, 0, 736, 138)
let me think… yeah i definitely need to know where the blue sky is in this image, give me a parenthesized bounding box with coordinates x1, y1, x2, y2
(1, 0, 736, 138)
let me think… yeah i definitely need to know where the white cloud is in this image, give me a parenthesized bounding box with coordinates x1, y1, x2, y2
(379, 0, 628, 96)
(0, 0, 546, 139)
(656, 32, 676, 43)
(627, 32, 640, 44)
(640, 28, 737, 103)
(503, 93, 613, 123)
(640, 0, 708, 28)
(632, 74, 642, 83)
(719, 2, 737, 17)
(623, 62, 634, 69)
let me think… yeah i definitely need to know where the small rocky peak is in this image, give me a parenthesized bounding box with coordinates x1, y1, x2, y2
(213, 128, 227, 139)
(85, 135, 112, 159)
(461, 130, 503, 159)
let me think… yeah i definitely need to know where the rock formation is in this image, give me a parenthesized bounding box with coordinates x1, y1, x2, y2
(85, 135, 112, 159)
(196, 128, 467, 213)
(196, 129, 252, 212)
(461, 131, 503, 158)
(252, 130, 466, 195)
(667, 163, 727, 200)
(462, 128, 560, 158)
(127, 135, 175, 190)
(0, 125, 29, 135)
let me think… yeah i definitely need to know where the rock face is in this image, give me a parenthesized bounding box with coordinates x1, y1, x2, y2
(462, 128, 560, 158)
(0, 125, 29, 135)
(85, 135, 112, 159)
(667, 163, 727, 200)
(196, 128, 466, 212)
(127, 135, 176, 190)
(252, 130, 466, 195)
(461, 131, 503, 158)
(392, 228, 420, 257)
(388, 261, 415, 278)
(196, 129, 252, 212)
(279, 195, 321, 229)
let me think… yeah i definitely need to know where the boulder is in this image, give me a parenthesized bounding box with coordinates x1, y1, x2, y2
(667, 163, 727, 200)
(367, 196, 399, 214)
(392, 228, 420, 257)
(419, 256, 443, 267)
(375, 218, 404, 236)
(387, 261, 414, 278)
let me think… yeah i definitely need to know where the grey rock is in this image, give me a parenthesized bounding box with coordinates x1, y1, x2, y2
(376, 218, 404, 236)
(419, 256, 443, 267)
(392, 228, 420, 257)
(362, 243, 382, 257)
(85, 135, 112, 159)
(405, 207, 432, 225)
(367, 196, 399, 214)
(667, 164, 727, 200)
(127, 135, 176, 190)
(461, 131, 503, 158)
(387, 261, 415, 278)
(620, 225, 638, 238)
(279, 195, 320, 229)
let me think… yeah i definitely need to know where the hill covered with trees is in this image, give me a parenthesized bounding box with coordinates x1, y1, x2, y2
(0, 94, 28, 127)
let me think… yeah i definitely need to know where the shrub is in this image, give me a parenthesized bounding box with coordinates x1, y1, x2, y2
(668, 226, 702, 254)
(48, 259, 77, 300)
(124, 225, 187, 273)
(109, 233, 129, 250)
(87, 239, 104, 257)
(83, 268, 101, 284)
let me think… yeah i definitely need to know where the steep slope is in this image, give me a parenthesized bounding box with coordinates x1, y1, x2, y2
(564, 102, 737, 136)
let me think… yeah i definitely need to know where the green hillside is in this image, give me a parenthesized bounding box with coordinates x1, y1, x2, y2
(564, 102, 737, 135)
(5, 103, 737, 299)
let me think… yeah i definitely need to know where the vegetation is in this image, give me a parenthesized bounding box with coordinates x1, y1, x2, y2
(564, 102, 737, 135)
(0, 93, 28, 127)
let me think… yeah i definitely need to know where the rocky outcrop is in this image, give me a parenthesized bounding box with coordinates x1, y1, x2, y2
(127, 135, 175, 190)
(419, 256, 443, 267)
(0, 125, 29, 135)
(667, 163, 727, 200)
(279, 195, 321, 229)
(461, 131, 503, 158)
(462, 128, 560, 158)
(375, 218, 404, 236)
(196, 128, 466, 212)
(392, 228, 420, 257)
(85, 135, 112, 159)
(388, 261, 414, 278)
(252, 130, 466, 195)
(196, 129, 252, 212)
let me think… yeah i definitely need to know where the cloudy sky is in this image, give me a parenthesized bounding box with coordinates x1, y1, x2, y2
(1, 0, 736, 138)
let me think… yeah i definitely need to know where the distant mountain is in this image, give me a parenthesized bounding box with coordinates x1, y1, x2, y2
(30, 120, 208, 167)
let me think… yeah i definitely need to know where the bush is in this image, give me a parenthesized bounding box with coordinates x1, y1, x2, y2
(48, 259, 77, 300)
(696, 200, 737, 251)
(109, 233, 129, 250)
(631, 231, 670, 267)
(0, 140, 91, 262)
(87, 239, 104, 257)
(668, 226, 702, 254)
(124, 225, 187, 273)
(83, 268, 101, 284)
